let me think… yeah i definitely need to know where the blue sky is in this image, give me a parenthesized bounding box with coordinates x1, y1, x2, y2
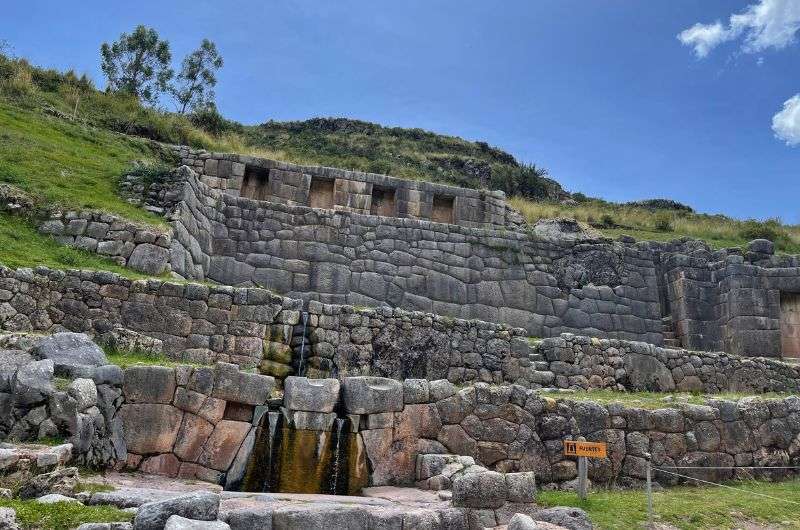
(3, 1, 799, 221)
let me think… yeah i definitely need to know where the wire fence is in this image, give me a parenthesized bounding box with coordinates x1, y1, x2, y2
(642, 458, 800, 528)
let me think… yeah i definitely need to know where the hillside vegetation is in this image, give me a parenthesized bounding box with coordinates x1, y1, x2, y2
(2, 51, 800, 253)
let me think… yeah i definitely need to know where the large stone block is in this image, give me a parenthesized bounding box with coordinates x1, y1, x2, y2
(120, 404, 183, 454)
(34, 333, 107, 376)
(342, 377, 403, 414)
(197, 420, 251, 471)
(283, 377, 339, 413)
(212, 363, 274, 405)
(128, 244, 170, 275)
(12, 359, 54, 406)
(452, 471, 508, 509)
(123, 367, 176, 404)
(133, 492, 220, 530)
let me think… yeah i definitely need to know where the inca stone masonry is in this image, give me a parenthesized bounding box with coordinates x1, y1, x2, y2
(103, 146, 800, 360)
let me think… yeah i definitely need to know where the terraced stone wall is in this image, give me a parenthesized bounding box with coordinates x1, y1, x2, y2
(168, 167, 666, 344)
(0, 266, 301, 368)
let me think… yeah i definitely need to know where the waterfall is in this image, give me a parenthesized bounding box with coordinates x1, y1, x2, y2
(329, 418, 346, 494)
(297, 311, 309, 376)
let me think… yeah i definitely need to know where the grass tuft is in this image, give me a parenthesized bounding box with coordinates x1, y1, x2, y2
(0, 499, 132, 530)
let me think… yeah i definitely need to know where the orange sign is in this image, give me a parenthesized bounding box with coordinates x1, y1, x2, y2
(564, 440, 607, 458)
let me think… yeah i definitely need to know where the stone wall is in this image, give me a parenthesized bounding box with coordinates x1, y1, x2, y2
(0, 266, 301, 368)
(166, 167, 666, 344)
(0, 332, 126, 468)
(119, 363, 275, 488)
(169, 146, 518, 230)
(38, 210, 172, 276)
(393, 379, 800, 487)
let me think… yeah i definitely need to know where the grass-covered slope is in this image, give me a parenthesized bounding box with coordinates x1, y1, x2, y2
(2, 51, 800, 252)
(244, 117, 565, 200)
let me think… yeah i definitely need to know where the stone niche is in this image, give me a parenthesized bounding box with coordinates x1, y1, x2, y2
(780, 292, 800, 359)
(370, 185, 396, 217)
(431, 195, 454, 224)
(308, 178, 334, 209)
(240, 165, 270, 201)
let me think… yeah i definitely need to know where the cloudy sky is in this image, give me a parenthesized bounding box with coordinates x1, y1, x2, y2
(3, 1, 799, 221)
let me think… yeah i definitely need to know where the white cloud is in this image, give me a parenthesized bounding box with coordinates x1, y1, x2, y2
(772, 94, 800, 146)
(677, 0, 800, 58)
(677, 21, 731, 58)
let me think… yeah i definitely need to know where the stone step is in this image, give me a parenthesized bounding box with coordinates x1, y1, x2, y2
(663, 339, 681, 348)
(534, 361, 550, 371)
(528, 353, 546, 362)
(661, 315, 673, 324)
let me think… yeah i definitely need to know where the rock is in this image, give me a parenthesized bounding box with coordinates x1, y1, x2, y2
(34, 333, 108, 375)
(212, 363, 274, 406)
(403, 379, 430, 404)
(533, 507, 593, 530)
(747, 239, 774, 255)
(133, 492, 220, 530)
(271, 504, 369, 530)
(342, 377, 403, 414)
(128, 244, 170, 275)
(532, 218, 601, 242)
(12, 359, 54, 406)
(36, 493, 81, 504)
(68, 378, 98, 411)
(452, 470, 507, 509)
(18, 467, 79, 499)
(0, 508, 19, 530)
(509, 513, 540, 530)
(123, 366, 176, 404)
(221, 508, 272, 530)
(623, 353, 675, 392)
(283, 377, 340, 412)
(164, 515, 231, 530)
(197, 421, 251, 471)
(506, 471, 537, 503)
(120, 404, 183, 454)
(76, 525, 133, 530)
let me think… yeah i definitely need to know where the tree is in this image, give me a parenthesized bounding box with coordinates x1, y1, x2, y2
(100, 25, 172, 105)
(171, 39, 223, 114)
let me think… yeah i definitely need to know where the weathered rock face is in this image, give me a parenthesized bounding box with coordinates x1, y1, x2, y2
(34, 333, 108, 376)
(167, 164, 665, 345)
(0, 335, 125, 468)
(120, 363, 273, 485)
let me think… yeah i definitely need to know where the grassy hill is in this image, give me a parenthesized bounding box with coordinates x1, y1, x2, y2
(1, 51, 800, 255)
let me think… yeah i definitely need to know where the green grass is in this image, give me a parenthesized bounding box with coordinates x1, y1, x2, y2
(104, 347, 201, 369)
(0, 102, 165, 224)
(75, 481, 116, 494)
(0, 211, 150, 278)
(539, 480, 800, 529)
(0, 499, 132, 530)
(537, 389, 795, 410)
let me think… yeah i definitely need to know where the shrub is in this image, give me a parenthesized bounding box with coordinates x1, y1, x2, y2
(654, 214, 674, 232)
(739, 218, 788, 244)
(600, 213, 616, 228)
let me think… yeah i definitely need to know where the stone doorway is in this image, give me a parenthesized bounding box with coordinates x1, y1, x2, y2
(309, 178, 334, 209)
(780, 292, 800, 359)
(431, 195, 454, 224)
(240, 165, 271, 201)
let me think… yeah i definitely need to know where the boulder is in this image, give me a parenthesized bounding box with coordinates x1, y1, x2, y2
(533, 507, 593, 530)
(33, 333, 108, 375)
(452, 471, 508, 509)
(12, 359, 54, 406)
(35, 493, 81, 504)
(128, 244, 170, 275)
(747, 239, 774, 255)
(271, 504, 369, 530)
(623, 353, 675, 392)
(342, 377, 403, 414)
(509, 513, 540, 530)
(506, 471, 537, 503)
(133, 492, 220, 530)
(283, 377, 339, 412)
(18, 467, 79, 499)
(164, 516, 230, 530)
(68, 378, 98, 412)
(212, 363, 274, 406)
